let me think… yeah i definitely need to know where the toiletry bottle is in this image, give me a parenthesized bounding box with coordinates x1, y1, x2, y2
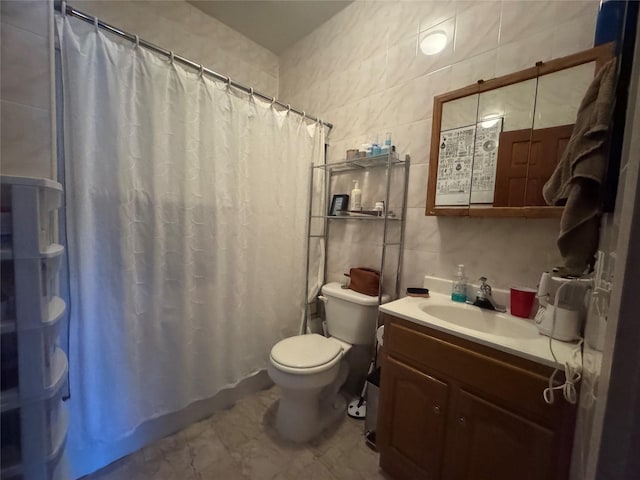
(381, 132, 391, 154)
(372, 134, 381, 155)
(360, 144, 372, 157)
(343, 265, 350, 288)
(451, 264, 467, 303)
(351, 181, 362, 211)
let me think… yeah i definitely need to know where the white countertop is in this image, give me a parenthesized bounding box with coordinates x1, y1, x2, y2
(379, 292, 580, 369)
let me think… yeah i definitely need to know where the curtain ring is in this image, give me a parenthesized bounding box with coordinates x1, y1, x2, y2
(287, 104, 291, 113)
(270, 97, 276, 107)
(226, 76, 231, 87)
(302, 111, 306, 119)
(169, 51, 175, 64)
(93, 16, 99, 32)
(61, 0, 67, 15)
(134, 35, 140, 49)
(199, 65, 204, 77)
(249, 87, 254, 97)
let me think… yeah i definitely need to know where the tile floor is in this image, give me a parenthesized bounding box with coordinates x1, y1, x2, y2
(86, 386, 390, 480)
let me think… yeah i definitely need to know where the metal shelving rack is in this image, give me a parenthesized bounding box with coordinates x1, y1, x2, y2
(303, 151, 410, 329)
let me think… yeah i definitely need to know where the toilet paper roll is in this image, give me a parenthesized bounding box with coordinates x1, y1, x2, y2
(376, 326, 384, 346)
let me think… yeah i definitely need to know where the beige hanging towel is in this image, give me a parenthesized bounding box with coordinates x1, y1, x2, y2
(542, 58, 617, 275)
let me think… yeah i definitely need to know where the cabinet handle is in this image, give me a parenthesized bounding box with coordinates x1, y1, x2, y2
(433, 405, 441, 415)
(458, 416, 466, 426)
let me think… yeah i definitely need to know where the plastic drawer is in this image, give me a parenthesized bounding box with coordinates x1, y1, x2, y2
(1, 388, 68, 477)
(11, 253, 65, 330)
(1, 259, 16, 329)
(1, 212, 11, 255)
(0, 176, 62, 259)
(1, 300, 65, 396)
(1, 332, 19, 391)
(2, 348, 68, 412)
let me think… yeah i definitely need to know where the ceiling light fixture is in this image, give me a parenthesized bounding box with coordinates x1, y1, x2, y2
(419, 30, 448, 56)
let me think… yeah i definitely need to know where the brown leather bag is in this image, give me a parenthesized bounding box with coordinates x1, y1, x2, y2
(346, 267, 380, 296)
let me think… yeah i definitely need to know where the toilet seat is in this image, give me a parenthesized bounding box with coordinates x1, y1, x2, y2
(270, 334, 343, 375)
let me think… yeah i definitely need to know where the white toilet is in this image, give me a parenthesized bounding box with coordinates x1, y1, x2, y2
(268, 282, 389, 442)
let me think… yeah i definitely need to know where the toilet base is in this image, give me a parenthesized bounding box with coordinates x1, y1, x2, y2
(273, 362, 349, 443)
(275, 389, 346, 443)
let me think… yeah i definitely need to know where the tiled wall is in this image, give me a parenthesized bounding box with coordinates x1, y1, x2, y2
(71, 0, 279, 97)
(1, 0, 55, 179)
(279, 0, 599, 291)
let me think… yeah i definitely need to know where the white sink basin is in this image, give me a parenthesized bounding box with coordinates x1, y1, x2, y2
(379, 291, 577, 368)
(419, 303, 533, 339)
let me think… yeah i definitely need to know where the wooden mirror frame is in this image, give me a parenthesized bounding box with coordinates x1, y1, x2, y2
(426, 43, 614, 218)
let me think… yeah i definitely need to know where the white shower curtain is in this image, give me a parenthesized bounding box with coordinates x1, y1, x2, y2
(57, 16, 324, 472)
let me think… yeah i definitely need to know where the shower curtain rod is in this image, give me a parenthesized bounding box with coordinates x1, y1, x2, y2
(56, 3, 333, 130)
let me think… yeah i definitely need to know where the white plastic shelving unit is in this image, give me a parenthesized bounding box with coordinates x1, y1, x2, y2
(1, 176, 69, 480)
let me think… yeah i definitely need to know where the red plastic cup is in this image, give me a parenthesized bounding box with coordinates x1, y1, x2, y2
(510, 287, 537, 318)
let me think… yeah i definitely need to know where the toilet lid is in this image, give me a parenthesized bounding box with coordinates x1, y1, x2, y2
(271, 334, 342, 369)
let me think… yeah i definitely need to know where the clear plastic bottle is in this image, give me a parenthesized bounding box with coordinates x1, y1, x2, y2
(351, 180, 362, 211)
(451, 264, 467, 303)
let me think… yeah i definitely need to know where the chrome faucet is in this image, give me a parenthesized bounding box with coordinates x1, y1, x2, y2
(470, 277, 506, 312)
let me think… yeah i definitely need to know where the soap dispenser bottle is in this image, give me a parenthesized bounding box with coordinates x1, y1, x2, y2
(451, 264, 467, 303)
(351, 181, 362, 211)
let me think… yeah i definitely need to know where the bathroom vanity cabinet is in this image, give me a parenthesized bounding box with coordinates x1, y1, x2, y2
(377, 314, 576, 480)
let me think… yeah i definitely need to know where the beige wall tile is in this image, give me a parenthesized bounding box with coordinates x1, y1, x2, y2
(495, 27, 555, 77)
(1, 0, 50, 36)
(552, 13, 599, 59)
(0, 0, 53, 179)
(449, 49, 497, 90)
(555, 0, 599, 25)
(499, 1, 558, 46)
(417, 0, 457, 34)
(453, 1, 500, 62)
(1, 22, 52, 110)
(407, 163, 429, 209)
(1, 100, 52, 178)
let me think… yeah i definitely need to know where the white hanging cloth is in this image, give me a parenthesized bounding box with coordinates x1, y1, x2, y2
(57, 15, 324, 475)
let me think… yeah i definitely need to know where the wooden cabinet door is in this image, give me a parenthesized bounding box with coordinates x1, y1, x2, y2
(494, 125, 574, 207)
(494, 129, 531, 207)
(378, 355, 449, 480)
(444, 389, 555, 480)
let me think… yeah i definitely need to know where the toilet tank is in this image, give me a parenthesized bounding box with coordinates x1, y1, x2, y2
(321, 282, 390, 345)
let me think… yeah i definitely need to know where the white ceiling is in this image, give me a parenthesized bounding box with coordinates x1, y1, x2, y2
(188, 1, 352, 54)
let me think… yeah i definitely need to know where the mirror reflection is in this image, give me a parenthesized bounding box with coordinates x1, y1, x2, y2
(534, 62, 596, 130)
(435, 95, 479, 206)
(475, 79, 537, 205)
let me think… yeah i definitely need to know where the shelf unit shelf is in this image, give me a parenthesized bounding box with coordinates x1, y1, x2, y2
(1, 243, 65, 261)
(1, 175, 68, 480)
(313, 152, 407, 173)
(312, 215, 403, 221)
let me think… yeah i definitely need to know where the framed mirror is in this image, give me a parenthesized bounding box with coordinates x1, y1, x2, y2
(426, 43, 614, 217)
